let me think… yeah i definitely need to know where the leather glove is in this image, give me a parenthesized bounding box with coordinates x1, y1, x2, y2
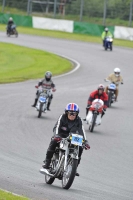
(53, 135, 62, 142)
(84, 140, 90, 150)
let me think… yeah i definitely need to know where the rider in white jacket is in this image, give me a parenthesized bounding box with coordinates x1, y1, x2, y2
(32, 71, 56, 110)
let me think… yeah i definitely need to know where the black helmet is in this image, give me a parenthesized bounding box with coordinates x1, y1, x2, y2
(45, 71, 52, 81)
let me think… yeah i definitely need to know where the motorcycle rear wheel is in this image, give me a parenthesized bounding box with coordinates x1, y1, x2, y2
(89, 113, 97, 132)
(62, 158, 78, 190)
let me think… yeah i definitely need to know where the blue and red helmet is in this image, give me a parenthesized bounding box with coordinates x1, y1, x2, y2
(65, 103, 79, 113)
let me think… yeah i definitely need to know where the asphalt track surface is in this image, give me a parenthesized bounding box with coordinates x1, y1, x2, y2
(0, 32, 133, 200)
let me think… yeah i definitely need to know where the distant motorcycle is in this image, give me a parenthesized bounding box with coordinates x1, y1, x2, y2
(36, 89, 49, 118)
(40, 133, 85, 189)
(7, 24, 18, 37)
(104, 36, 113, 51)
(86, 99, 104, 132)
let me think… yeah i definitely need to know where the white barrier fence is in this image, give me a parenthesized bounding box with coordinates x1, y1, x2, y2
(114, 26, 133, 41)
(33, 17, 73, 33)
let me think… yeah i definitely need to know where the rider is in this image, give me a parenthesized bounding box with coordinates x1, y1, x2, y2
(40, 103, 90, 176)
(32, 71, 56, 110)
(86, 84, 108, 117)
(104, 68, 123, 101)
(101, 27, 113, 47)
(7, 17, 14, 34)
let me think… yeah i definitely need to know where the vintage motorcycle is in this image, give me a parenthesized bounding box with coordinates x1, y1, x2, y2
(40, 133, 85, 189)
(7, 24, 18, 37)
(36, 89, 49, 118)
(104, 36, 113, 51)
(107, 83, 116, 107)
(86, 99, 104, 132)
(104, 79, 117, 107)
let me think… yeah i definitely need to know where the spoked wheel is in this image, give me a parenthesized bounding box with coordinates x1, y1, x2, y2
(38, 103, 43, 118)
(62, 158, 78, 190)
(89, 113, 97, 132)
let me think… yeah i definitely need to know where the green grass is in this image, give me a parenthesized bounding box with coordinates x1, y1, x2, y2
(0, 42, 72, 83)
(0, 189, 29, 200)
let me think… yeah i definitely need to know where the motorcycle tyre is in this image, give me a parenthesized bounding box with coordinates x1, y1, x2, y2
(15, 30, 18, 37)
(38, 103, 43, 118)
(108, 92, 112, 107)
(45, 175, 55, 185)
(89, 113, 97, 132)
(62, 158, 78, 190)
(110, 43, 112, 51)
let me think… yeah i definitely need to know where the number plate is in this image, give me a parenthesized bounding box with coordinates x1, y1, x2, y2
(39, 96, 46, 102)
(71, 134, 83, 146)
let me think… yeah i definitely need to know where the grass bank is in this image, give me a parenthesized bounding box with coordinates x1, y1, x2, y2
(0, 189, 29, 200)
(0, 42, 72, 83)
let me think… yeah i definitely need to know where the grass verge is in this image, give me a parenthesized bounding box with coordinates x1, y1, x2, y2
(0, 189, 29, 200)
(0, 24, 133, 48)
(0, 42, 72, 83)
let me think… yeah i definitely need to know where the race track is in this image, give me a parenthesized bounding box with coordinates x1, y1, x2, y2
(0, 32, 133, 200)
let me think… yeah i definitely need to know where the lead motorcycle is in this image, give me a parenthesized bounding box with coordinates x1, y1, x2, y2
(86, 99, 104, 132)
(6, 24, 18, 37)
(40, 133, 85, 189)
(36, 89, 50, 118)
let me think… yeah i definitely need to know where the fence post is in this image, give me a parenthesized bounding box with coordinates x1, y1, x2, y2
(80, 0, 84, 22)
(103, 0, 107, 26)
(2, 0, 6, 12)
(54, 0, 57, 18)
(27, 0, 30, 15)
(129, 0, 133, 27)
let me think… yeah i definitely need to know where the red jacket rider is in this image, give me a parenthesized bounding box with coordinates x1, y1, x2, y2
(86, 84, 108, 116)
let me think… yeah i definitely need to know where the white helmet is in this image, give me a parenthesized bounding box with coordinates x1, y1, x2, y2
(114, 68, 120, 77)
(105, 27, 108, 32)
(9, 17, 13, 21)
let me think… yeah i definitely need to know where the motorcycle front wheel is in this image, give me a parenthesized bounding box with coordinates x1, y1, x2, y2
(108, 92, 112, 107)
(110, 43, 112, 51)
(89, 113, 97, 132)
(38, 103, 43, 118)
(15, 30, 18, 37)
(62, 158, 78, 190)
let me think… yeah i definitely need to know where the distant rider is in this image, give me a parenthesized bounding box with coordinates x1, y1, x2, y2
(7, 17, 14, 34)
(101, 27, 113, 47)
(32, 71, 56, 110)
(86, 84, 108, 117)
(104, 68, 123, 101)
(40, 103, 90, 176)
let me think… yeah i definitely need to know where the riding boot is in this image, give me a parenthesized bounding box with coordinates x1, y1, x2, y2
(42, 150, 54, 169)
(31, 98, 38, 107)
(47, 102, 51, 111)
